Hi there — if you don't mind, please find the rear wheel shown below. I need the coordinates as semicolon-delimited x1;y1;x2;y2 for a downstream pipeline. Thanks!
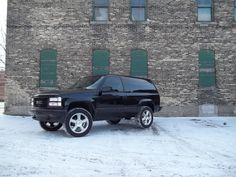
39;121;63;131
137;106;153;128
106;119;121;125
64;108;93;137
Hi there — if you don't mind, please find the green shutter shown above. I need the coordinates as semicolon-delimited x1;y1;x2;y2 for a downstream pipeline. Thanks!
40;49;57;87
199;72;215;87
131;49;148;77
92;50;110;75
199;49;215;68
199;49;215;88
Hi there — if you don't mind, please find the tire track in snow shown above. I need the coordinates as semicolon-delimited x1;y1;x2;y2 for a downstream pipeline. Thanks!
151;120;159;135
155;123;236;176
109;125;157;177
156;123;215;159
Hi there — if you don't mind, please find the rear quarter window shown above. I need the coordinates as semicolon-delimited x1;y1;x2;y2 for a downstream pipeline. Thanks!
121;77;156;93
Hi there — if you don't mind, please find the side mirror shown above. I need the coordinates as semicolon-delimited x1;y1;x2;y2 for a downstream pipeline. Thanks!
101;86;112;92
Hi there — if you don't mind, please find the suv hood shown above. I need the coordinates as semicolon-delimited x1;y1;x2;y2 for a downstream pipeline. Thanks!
34;88;95;97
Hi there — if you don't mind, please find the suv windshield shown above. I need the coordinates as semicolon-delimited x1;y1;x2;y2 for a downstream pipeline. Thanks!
69;76;104;90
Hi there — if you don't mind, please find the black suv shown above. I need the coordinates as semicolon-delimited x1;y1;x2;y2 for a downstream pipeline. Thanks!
31;75;161;137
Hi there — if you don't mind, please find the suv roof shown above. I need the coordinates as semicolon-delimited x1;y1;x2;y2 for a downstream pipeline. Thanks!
97;74;153;83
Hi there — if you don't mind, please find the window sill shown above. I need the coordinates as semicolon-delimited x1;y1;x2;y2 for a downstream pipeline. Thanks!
198;87;216;91
127;21;150;25
39;87;58;90
195;21;217;26
90;21;112;25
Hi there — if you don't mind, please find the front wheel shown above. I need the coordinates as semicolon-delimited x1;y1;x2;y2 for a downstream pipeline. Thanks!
137;106;153;128
64;108;93;137
39;121;63;131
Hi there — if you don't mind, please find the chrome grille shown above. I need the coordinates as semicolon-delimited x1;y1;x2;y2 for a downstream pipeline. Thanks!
34;97;48;108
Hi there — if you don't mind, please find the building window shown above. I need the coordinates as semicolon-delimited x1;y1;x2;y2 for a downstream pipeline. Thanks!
234;0;236;21
199;49;216;87
92;49;110;75
131;0;146;21
197;0;213;22
93;0;109;21
40;49;57;87
130;49;148;77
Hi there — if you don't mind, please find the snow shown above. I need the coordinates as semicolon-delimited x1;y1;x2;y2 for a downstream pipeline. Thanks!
0;102;4;114
0;112;236;177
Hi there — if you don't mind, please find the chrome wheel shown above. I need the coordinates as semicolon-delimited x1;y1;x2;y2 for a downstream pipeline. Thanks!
141;110;152;126
69;113;89;134
137;106;153;128
65;108;93;137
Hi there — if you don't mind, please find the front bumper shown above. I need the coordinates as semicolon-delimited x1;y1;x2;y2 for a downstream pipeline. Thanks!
31;108;67;123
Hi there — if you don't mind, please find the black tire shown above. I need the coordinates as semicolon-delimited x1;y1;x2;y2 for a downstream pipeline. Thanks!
39;121;63;131
64;108;93;137
137;106;153;128
106;119;121;125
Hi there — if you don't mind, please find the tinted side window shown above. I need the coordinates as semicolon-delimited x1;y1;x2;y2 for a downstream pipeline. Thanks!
121;77;156;92
102;76;123;92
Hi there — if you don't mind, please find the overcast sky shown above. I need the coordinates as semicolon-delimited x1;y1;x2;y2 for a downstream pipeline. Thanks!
0;0;7;68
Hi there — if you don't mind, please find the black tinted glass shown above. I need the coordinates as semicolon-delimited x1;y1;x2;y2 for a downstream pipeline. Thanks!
70;76;104;90
102;76;123;92
122;77;156;92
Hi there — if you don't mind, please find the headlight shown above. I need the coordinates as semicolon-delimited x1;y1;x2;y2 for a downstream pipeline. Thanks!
31;98;34;106
48;97;62;107
49;97;62;102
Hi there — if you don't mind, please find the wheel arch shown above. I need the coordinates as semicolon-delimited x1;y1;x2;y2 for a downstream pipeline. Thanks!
68;101;95;118
139;99;155;112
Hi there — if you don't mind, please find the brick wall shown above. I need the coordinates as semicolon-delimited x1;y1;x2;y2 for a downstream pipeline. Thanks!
5;0;236;116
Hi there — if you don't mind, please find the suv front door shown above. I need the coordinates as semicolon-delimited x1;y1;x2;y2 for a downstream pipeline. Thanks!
95;76;125;120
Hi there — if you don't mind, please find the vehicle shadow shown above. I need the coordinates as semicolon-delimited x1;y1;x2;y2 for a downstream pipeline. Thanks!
91;121;142;135
34;120;159;138
89;119;160;136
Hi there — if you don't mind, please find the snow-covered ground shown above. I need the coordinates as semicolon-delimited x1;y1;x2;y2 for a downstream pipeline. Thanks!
0;113;236;177
0;102;4;114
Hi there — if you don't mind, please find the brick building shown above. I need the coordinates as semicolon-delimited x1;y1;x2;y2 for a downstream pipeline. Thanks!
0;69;5;101
5;0;236;116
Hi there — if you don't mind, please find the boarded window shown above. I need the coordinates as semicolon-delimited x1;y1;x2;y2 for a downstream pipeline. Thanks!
130;49;148;77
199;49;216;87
40;49;57;87
92;50;110;75
197;0;213;22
